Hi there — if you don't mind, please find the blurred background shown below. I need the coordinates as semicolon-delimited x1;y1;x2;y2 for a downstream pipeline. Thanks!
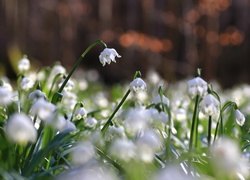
0;0;250;88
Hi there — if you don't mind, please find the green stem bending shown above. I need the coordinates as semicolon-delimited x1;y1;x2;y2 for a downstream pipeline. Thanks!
189;95;200;151
207;116;212;147
51;40;107;104
101;89;131;135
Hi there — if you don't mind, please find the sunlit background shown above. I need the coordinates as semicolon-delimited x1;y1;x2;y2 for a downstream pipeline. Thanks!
0;0;249;88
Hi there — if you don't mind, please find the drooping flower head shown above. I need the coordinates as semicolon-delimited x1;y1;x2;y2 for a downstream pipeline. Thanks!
0;87;12;106
187;77;208;99
199;94;220;116
235;109;245;126
18;55;30;72
5;113;37;144
129;78;147;93
99;48;121;66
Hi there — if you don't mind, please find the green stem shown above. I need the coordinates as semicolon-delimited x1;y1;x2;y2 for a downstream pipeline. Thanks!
208;116;212;147
51;40;106;104
101;89;131;135
189;95;200;151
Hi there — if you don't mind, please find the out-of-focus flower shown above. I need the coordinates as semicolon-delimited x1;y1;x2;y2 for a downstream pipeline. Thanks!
152;94;170;106
28;90;47;101
129;78;147;93
18;55;30;72
30;98;56;120
46;111;67;131
99;48;121;66
20;77;34;90
235;109;245;126
187;77;208;99
123;107;151;136
105;126;126;141
58;79;74;92
84;117;97;128
0;87;12;106
71;141;96;165
211;137;249;178
199;94;220;116
73;107;88;120
5;113;37;144
56;162;118;180
61;91;77;110
136;129;163;163
152;165;194;180
109;138;136;161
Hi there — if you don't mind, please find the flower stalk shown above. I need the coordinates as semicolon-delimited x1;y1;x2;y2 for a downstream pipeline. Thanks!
51;40;107;104
101;71;142;135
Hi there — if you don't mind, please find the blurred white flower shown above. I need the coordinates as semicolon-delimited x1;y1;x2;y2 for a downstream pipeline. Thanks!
28;90;47;101
136;129;163;163
18;55;30;72
152;165;195;180
64;120;76;131
109;138;136;161
136;129;163;151
30;98;56;120
46;111;67;131
5;113;37;144
105;126;126;141
187;77;208;99
0;87;12;106
56;162;118;180
71;141;96;165
123;107;151;136
129;78;147;93
84;117;98;128
235;109;245;126
199;94;220;116
20;77;34;90
74;107;88;120
62;91;77;110
152;94;170;106
99;48;121;66
211;137;249;178
58;79;74;91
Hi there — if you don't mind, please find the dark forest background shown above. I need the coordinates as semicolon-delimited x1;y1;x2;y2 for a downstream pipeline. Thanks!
0;0;250;88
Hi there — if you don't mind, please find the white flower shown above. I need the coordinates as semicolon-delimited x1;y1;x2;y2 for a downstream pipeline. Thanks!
0;87;12;106
74;107;88;120
84;117;98;128
28;90;47;101
152;94;170;106
20;77;34;90
30;98;56;120
187;77;208;99
18;55;30;72
235;109;245;126
123;107;151;136
99;48;121;66
46;111;67;131
211;138;249;178
109;138;136;161
5;113;37;144
129;78;147;93
199;94;220;116
71;141;95;165
58;79;74;91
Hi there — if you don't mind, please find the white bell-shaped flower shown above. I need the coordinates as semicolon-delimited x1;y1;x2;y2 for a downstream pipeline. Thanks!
99;48;121;66
20;77;34;90
187;77;208;99
152;94;170;106
18;55;30;72
30;98;56;120
28;90;47;102
235;109;245;126
74;107;88;120
5;113;37;144
199;94;220;116
129;78;147;93
0;87;12;106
